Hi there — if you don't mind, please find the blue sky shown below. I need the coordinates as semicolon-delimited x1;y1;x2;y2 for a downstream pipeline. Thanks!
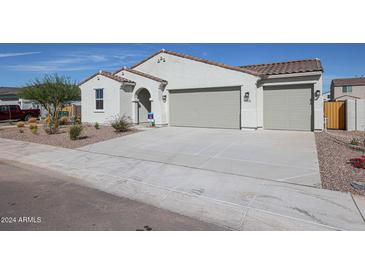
1;43;365;93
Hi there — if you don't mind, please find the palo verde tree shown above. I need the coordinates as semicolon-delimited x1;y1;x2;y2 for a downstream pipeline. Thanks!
18;74;80;133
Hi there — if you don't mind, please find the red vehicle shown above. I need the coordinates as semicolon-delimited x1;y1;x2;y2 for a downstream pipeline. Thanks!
0;104;40;121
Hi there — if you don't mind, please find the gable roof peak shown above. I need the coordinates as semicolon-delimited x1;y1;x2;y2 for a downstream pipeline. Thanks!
117;68;168;84
130;49;261;76
78;70;135;86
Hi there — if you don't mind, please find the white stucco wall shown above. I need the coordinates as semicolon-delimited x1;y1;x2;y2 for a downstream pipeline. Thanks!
115;70;167;125
346;99;356;131
347;99;365;131
80;75;128;124
314;74;324;131
134;52;260;128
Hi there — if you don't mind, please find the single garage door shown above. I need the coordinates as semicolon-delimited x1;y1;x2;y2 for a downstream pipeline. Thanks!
169;86;241;129
263;84;313;131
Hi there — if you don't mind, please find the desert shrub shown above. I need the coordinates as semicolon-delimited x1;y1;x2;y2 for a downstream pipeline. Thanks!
16;121;25;128
19;129;24;133
29;123;38;134
70;116;81;125
350;138;359;146
43;116;58;134
43;117;58;134
94;122;100;130
69;124;83;140
28;117;37;124
60;116;69;125
110;115;131;132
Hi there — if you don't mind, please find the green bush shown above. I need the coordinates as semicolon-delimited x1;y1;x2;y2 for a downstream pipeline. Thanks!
69;124;83;140
94;122;100;130
110;115;131;132
350;138;359;146
29;123;38;134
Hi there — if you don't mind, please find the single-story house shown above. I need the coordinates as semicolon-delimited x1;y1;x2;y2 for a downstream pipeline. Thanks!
79;49;324;131
330;77;365;101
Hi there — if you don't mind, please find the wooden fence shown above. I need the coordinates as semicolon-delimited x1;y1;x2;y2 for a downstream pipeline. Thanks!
324;101;346;130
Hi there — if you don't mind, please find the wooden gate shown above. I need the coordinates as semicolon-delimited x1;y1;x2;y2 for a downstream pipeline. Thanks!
324;101;346;130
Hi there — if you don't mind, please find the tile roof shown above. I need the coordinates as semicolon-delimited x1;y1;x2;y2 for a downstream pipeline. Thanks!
114;68;168;84
331;77;365;87
79;71;135;86
130;49;262;76
240;58;323;76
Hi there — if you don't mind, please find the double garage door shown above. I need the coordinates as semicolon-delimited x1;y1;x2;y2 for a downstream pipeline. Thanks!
168;84;313;131
263;84;314;131
169;87;241;129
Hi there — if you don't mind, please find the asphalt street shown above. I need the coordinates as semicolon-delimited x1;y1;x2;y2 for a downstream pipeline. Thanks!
0;160;223;231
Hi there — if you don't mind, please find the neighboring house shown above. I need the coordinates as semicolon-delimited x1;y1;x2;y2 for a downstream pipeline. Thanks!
0;87;19;105
330;77;365;101
79;49;324;131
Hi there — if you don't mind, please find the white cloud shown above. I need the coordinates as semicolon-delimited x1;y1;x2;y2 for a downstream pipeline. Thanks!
4;48;148;73
0;51;41;58
8;64;96;72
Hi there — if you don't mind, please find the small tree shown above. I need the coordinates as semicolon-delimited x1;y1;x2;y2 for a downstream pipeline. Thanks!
18;74;80;134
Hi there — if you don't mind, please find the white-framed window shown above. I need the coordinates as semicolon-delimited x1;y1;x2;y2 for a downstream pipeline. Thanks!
342;85;352;93
95;89;104;110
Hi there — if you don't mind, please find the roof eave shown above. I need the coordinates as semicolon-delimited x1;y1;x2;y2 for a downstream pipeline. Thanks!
262;70;323;79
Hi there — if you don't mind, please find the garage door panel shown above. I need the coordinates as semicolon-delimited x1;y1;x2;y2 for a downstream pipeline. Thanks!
169;87;240;129
264;85;313;131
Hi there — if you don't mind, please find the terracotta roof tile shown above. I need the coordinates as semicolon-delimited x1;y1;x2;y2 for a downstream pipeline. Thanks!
331;77;365;87
240;58;323;76
114;68;168;84
130;49;262;76
79;71;135;86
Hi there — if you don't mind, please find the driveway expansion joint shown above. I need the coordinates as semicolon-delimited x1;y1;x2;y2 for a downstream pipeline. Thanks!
351;194;365;223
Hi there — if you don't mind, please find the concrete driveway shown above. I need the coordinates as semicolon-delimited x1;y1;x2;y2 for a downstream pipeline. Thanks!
1;128;364;230
81;127;321;187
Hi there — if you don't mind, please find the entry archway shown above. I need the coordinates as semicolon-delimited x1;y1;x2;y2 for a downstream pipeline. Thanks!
136;88;151;123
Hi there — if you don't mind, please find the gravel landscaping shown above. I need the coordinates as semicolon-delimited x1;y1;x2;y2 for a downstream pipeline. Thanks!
315;130;365;196
0;123;138;149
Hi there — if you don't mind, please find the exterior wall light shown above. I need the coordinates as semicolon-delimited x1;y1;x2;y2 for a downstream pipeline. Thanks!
244;92;250;102
315;90;321;98
162;95;167;102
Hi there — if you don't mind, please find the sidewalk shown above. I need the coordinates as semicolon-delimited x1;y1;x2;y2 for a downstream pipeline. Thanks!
1;137;364;230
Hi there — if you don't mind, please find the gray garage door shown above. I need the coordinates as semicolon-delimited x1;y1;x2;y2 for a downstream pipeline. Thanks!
169;87;241;129
263;84;313;131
